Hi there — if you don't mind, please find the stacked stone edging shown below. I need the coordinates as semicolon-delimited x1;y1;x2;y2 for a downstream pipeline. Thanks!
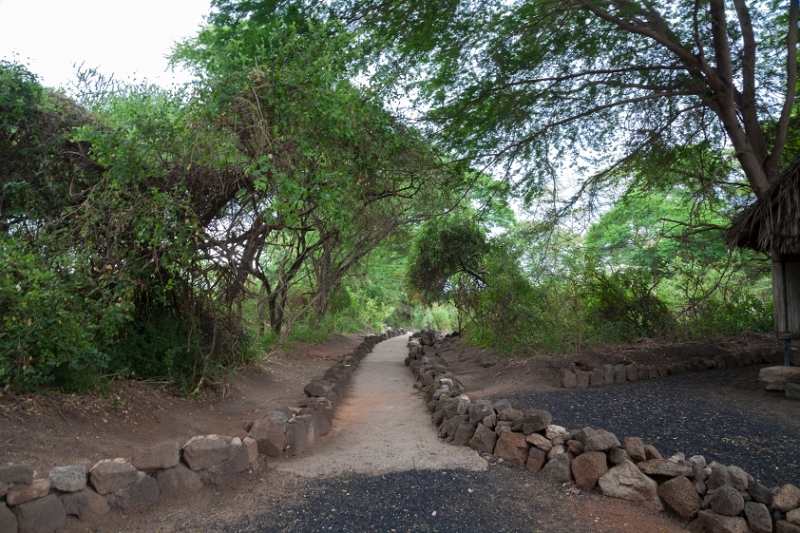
0;329;405;533
407;331;800;533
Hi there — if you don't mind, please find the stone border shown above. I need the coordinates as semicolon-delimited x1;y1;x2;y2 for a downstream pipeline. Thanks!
0;329;406;533
406;331;800;533
559;348;800;398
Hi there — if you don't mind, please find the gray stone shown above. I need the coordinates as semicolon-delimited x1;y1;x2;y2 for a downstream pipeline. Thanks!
265;411;289;432
706;464;750;492
0;465;33;485
244;436;259;468
598;460;664;511
787;508;800;526
584;431;621;452
560;369;577;388
12;494;66;533
526;447;547;473
0;503;16;533
469;423;497;455
748;481;774;506
132;441;180;473
541;453;573;483
468;402;494;425
626;364;638;381
571;451;607;490
493;399;513;413
49;465;87;493
602;364;615;385
441;414;468;439
658;476;701;519
787;383;800;398
545;424;568;440
60;487;110;522
156;464;202;498
494;420;513;436
772;484;800;512
689;455;707;469
253;418;285;457
482;413;497;429
744;502;773;533
572;427;596;446
106;471;159;510
777;521;800;533
494;431;529;466
697;510;749;533
182;435;233;471
304;379;332;397
637;459;693;478
0;481;6;498
759;366;800;391
6;479;50;506
453;423;477;447
589;368;604;386
285;415;315;456
704;486;745;517
547;444;566;461
521;409;552;435
201;439;250;486
607;447;629;465
656;364;668;377
576;370;590;388
625;437;646;462
614;364;627;383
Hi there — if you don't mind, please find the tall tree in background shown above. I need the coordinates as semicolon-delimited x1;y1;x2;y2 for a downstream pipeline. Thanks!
335;0;797;201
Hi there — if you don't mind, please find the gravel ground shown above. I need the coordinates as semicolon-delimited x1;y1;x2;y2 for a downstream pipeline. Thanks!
202;467;685;533
492;364;800;488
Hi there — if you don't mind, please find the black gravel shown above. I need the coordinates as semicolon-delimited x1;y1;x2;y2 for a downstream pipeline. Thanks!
492;364;800;488
201;467;671;533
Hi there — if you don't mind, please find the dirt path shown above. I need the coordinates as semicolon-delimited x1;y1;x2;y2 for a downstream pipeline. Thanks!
276;334;487;477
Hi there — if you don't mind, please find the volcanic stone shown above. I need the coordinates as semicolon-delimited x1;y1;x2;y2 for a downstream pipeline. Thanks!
469;423;497;455
525;432;552;452
542;453;573;483
0;503;16;533
49;465;87;493
658;476;701;519
494;431;529;466
704;486;745;517
6;479;50;506
156;464;202;498
106;471;159;510
744;502;773;533
571;451;607;490
132;441;180;472
182;435;233;471
637;459;693;478
625;437;646;462
527;447;547;473
0;465;33;485
61;487;110;521
772;484;800;512
697;510;749;533
521;409;552;435
453;423;477;447
598;460;663;511
13;494;66;533
585;431;620;452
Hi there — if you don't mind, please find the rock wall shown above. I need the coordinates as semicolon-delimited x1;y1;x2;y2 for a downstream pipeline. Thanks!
0;329;406;533
406;331;800;533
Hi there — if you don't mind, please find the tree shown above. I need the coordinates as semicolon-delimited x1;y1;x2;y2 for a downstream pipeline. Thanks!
336;0;797;201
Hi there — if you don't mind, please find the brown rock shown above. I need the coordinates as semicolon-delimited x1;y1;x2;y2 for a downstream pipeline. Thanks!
704;486;745;517
469;423;497;455
106;471;159;510
576;371;590;388
182;435;233;471
571;451;608;490
0;465;33;485
777;521;800;533
12;494;66;533
772;484;800;512
0;503;16;533
6;479;51;506
156;464;203;498
625;437;646;462
560;369;577;388
658;476;701;519
526;448;547;473
521;409;552;435
643;444;662;460
249;418;285;458
61;487;110;521
626;364;638;381
589;368;604;386
744;502;773;533
131;441;181;473
566;439;584;456
584;432;620;452
453;423;477;447
637;459;693;478
598;460;663;511
697;510;749;533
494;431;530;466
542;453;573;483
0;481;7;498
525;432;552;452
759;367;800;391
200;440;250;486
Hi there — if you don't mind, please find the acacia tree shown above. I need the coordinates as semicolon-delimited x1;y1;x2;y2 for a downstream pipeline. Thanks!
335;0;797;200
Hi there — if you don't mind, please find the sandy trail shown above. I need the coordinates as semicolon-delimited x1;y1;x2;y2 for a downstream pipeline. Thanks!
275;334;487;477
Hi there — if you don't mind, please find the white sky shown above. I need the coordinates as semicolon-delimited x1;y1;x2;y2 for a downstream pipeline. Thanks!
0;0;212;89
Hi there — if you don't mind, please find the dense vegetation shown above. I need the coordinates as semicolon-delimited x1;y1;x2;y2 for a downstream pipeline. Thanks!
2;0;795;392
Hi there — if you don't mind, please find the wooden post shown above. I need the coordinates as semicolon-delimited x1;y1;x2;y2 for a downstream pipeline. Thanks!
772;253;800;365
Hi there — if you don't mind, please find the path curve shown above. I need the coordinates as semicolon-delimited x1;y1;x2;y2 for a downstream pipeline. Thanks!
276;334;487;477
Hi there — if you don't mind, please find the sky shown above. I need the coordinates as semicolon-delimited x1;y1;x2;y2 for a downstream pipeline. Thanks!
0;0;212;89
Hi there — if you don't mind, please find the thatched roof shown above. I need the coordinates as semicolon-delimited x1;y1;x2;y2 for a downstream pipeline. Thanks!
726;156;800;254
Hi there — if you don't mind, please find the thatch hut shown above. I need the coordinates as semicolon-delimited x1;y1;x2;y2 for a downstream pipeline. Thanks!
726;156;800;365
